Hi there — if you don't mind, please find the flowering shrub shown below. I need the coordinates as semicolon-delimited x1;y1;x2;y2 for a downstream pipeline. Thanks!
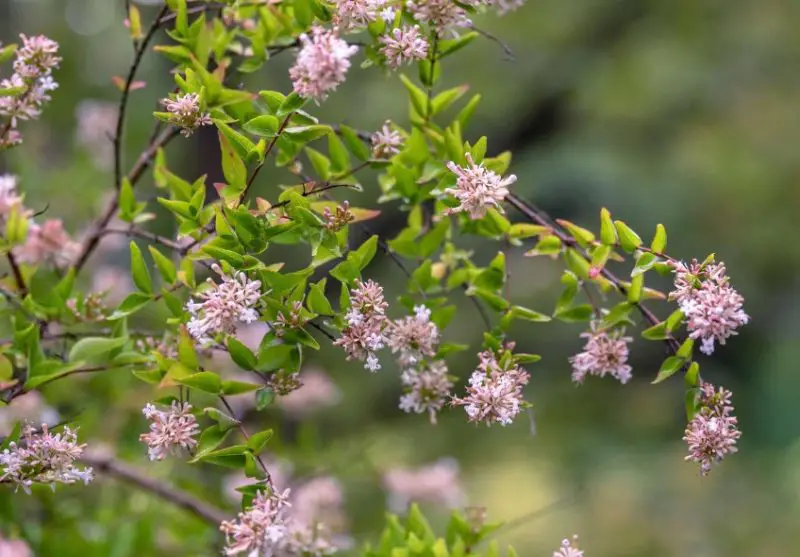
0;0;750;554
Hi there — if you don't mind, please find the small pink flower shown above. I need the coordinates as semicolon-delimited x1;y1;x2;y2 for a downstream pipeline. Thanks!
569;324;633;385
387;305;439;368
289;27;358;103
161;93;212;137
683;383;741;475
553;535;584;557
332;0;386;30
399;360;453;423
445;153;516;219
15;219;80;268
333;279;389;371
370;121;404;159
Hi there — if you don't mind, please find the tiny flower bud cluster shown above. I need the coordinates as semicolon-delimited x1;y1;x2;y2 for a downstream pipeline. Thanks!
186;264;262;345
139;402;200;461
370;121;404;159
0;424;93;494
0;35;60;148
451;346;529;426
569;323;633;385
220;488;293;556
160;93;212;137
333;279;389;372
379;25;429;69
683;382;741;475
669;259;749;355
289;27;359;103
445;153;517;220
323;201;354;231
553;535;584;557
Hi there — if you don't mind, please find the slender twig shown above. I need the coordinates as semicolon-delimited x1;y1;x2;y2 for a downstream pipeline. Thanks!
102;226;184;252
83;454;229;525
218;395;273;487
236;113;294;206
0;365;129;404
6;252;26;295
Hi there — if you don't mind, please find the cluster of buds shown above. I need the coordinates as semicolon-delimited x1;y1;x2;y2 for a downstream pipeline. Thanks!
186;264;262;345
0;34;61;149
65;292;112;323
333;279;389;372
683;382;741;475
273;301;308;337
569;323;633;385
0;424;93;493
445;153;517;220
322;201;354;231
669;259;749;355
139;402;200;461
158;92;212;137
451;344;529;426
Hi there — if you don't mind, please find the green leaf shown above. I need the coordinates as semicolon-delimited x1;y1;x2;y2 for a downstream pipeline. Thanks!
677;338;694;359
556;219;595;248
627;273;644;302
399;74;427;117
178;328;199;370
256;388;275;410
148;246;177;284
278;93;308;116
221;379;261;395
110;292;152;319
175;371;222;394
130;242;153;294
194;425;231;458
227;337;257;370
284;125;331;144
352;235;378;270
684;361;700;388
641;321;669;340
631;252;656;277
509;305;551;323
307;283;333;315
69;337;128;365
554;304;594;322
328;133;350;174
219;131;247;188
651;224;667;253
652;356;685;384
247;429;273;453
243;115;279;137
614;220;642;252
339;125;371;161
599;208;616;244
257;344;296;372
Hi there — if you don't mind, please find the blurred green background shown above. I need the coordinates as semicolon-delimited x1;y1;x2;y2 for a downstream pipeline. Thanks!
2;0;800;555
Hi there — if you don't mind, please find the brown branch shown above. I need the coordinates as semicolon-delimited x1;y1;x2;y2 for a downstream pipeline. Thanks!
236;113;294;206
6;252;26;295
83;454;229;525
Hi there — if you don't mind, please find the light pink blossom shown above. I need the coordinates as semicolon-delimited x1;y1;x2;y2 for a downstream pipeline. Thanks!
370;121;404;159
406;0;471;37
139;402;200;461
387;305;439;368
445;153;516;219
333;280;389;372
569;324;633;385
289;27;358;103
380;26;429;69
161;92;212;137
332;0;386;30
683;383;741;475
399;360;453;423
14;219;80;268
220;488;292;556
669;260;749;355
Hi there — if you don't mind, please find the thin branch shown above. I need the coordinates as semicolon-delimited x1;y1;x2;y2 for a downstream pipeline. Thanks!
0;365;123;404
6;252;26;295
218;395;274;487
236;113;294;206
83;454;229;525
102;226;184;252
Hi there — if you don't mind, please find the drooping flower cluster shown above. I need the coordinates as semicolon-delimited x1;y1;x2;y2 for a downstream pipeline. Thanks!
220;488;293;556
683;382;741;475
186;264;262;345
569;324;633;385
370;121;404;159
15;219;81;268
289;27;358;103
331;0;387;30
445;153;517;219
333;279;388;372
406;0;472;37
0;424;93;493
160;93;212;137
669;259;749;355
399;360;454;424
383;458;465;512
387;305;440;368
553;535;584;557
451;346;529;426
139;402;200;461
379;25;429;69
0;34;61;148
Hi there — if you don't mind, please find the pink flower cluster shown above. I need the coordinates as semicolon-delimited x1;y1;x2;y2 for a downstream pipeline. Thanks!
379;25;429;69
451;346;529;426
161;92;212;137
387;305;440;367
669;259;749;355
333;279;389;372
220;488;293;556
289;27;358;103
554;535;584;557
331;0;388;30
186;264;262;345
383;458;465;511
370;121;404;159
0;424;93;493
683;382;741;475
15;219;81;268
445;153;517;220
569;324;633;385
139;402;200;461
0;34;61;148
399;360;454;424
406;0;472;37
